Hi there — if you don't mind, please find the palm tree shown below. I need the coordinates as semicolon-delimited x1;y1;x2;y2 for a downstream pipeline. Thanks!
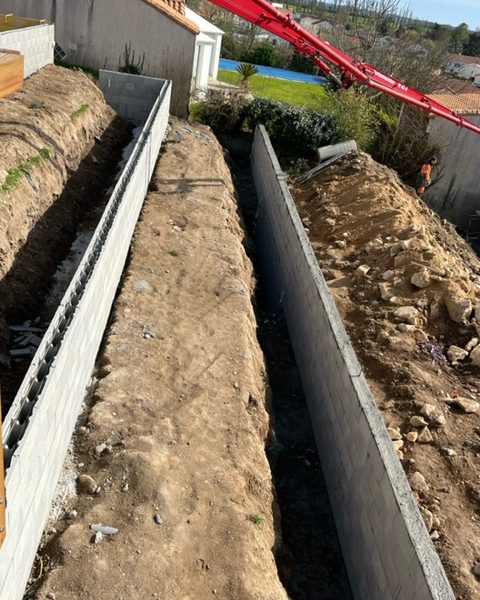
235;62;258;90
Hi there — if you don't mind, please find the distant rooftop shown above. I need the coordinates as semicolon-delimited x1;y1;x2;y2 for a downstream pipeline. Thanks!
448;53;480;65
428;91;480;115
141;0;199;34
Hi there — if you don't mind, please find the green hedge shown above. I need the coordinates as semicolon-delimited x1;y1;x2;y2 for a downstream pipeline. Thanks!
193;91;341;155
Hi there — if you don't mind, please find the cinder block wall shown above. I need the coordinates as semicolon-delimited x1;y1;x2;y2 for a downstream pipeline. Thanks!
0;23;54;77
0;77;171;600
100;70;167;124
251;125;455;600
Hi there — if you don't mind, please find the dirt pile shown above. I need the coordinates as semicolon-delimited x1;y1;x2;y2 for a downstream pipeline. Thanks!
292;152;480;599
30;122;288;600
0;65;131;355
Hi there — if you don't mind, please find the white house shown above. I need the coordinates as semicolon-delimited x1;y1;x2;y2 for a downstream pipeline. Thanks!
0;0;224;115
185;7;223;92
424;89;480;227
447;53;480;80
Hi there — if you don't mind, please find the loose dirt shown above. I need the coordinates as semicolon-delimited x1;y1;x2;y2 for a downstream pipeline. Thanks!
0;65;132;409
292;151;480;600
29;123;289;600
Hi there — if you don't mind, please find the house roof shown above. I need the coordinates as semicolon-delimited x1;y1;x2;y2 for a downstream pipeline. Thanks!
428;91;480;115
141;0;199;34
184;7;224;36
448;53;480;65
432;77;479;94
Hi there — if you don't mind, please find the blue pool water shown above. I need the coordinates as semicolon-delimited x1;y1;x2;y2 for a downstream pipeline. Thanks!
219;58;328;85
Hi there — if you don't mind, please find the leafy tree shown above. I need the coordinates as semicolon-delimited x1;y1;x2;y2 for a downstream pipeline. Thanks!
244;41;278;67
321;88;379;151
431;23;452;43
463;31;480;57
450;22;470;53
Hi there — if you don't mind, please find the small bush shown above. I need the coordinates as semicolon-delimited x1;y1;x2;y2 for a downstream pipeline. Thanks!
191;89;249;132
244;97;341;153
321;89;379;151
1;148;50;192
70;103;90;120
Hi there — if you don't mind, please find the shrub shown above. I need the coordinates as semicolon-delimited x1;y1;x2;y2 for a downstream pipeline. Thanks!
244;97;341;153
321;88;379;151
192;89;249;132
236;62;258;89
192;94;341;156
243;41;278;67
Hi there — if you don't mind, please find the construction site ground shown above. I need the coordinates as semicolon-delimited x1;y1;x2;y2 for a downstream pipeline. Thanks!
292;152;480;600
28;122;293;600
4;64;480;600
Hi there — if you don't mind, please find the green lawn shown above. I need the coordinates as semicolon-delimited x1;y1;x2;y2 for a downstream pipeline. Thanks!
217;69;329;109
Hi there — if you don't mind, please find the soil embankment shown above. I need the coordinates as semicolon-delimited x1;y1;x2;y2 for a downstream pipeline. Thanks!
292;151;480;600
30;122;290;600
0;65;132;407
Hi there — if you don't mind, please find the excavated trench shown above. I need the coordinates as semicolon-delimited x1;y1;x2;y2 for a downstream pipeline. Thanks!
221;132;352;599
0;116;133;415
1;96;352;595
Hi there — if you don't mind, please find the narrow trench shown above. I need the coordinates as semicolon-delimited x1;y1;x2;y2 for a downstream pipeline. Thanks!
0;117;133;415
220;133;353;599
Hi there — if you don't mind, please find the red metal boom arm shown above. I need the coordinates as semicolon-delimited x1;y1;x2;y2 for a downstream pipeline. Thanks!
210;0;480;135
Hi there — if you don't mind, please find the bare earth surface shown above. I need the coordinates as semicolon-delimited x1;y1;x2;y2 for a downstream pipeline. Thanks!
0;65;132;409
292;152;480;600
31;123;288;600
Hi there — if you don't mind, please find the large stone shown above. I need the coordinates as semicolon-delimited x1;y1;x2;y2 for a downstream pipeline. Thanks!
418;426;434;443
382;270;396;281
388;427;402;441
355;264;370;278
465;338;479;353
410;415;428;428
471;346;480;367
445;396;480;414
447;345;468;364
411;269;431;289
420;404;446;427
444;295;473;323
379;282;394;301
410;471;429;493
420;506;434;532
393;306;420;325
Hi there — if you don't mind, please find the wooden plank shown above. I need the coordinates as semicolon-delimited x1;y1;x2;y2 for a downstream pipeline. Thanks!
0;50;23;98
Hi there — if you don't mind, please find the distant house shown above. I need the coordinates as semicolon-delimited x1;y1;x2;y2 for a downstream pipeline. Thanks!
0;0;224;116
423;88;480;227
447;53;480;80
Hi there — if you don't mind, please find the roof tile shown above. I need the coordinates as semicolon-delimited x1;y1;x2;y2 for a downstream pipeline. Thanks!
428;91;480;115
141;0;199;34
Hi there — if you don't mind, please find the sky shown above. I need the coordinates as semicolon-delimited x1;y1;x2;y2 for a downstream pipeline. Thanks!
398;0;480;28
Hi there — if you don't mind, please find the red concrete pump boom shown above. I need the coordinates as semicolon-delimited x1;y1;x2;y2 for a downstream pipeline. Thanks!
209;0;480;135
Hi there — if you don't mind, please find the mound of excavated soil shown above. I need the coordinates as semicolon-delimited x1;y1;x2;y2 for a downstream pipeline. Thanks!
292;152;480;599
0;65;131;354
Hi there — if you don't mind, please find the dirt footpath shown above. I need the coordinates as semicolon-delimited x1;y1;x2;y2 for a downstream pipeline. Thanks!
32;122;288;600
292;152;480;600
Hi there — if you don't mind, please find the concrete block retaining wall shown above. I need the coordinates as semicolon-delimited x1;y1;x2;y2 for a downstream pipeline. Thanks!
0;23;54;77
100;70;168;125
251;125;455;600
0;73;171;600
